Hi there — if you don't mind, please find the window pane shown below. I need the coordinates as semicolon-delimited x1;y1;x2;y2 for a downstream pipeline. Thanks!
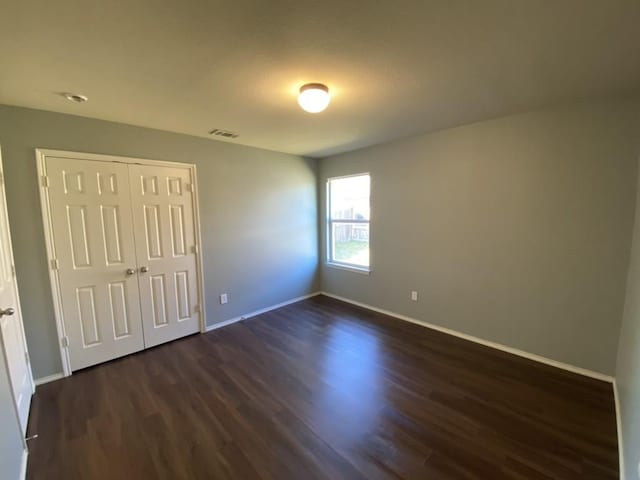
329;175;370;221
332;222;369;267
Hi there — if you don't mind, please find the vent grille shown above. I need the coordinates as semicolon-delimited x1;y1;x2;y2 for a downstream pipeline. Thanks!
209;129;239;139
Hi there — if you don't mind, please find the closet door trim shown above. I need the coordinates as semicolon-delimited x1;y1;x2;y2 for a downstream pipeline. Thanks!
36;149;206;377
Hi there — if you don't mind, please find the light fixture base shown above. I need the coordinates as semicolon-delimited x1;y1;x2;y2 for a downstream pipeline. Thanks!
62;93;88;103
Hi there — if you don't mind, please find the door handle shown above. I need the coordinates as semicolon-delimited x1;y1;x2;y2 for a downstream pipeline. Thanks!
125;268;136;276
0;307;15;317
139;266;149;273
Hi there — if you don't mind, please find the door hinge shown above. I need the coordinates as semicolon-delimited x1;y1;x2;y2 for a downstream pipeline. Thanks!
24;351;30;364
50;259;59;270
194;304;200;314
0;174;4;186
11;264;16;277
186;183;194;193
191;245;199;255
41;175;50;188
61;336;69;348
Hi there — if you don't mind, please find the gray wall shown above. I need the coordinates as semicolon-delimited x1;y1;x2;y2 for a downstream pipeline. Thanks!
0;105;319;379
617;153;640;480
319;96;640;375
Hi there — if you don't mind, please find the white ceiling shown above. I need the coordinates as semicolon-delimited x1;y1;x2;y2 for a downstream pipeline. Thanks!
1;0;639;158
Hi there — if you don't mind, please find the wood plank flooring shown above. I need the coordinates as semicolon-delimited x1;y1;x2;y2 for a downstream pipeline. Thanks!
26;295;619;479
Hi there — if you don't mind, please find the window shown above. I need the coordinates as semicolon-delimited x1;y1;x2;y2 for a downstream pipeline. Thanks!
327;173;370;271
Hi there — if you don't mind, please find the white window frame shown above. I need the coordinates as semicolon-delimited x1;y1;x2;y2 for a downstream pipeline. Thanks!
326;173;371;274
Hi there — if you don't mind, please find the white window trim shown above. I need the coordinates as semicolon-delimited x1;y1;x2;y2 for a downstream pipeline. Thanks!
326;173;371;274
326;261;371;275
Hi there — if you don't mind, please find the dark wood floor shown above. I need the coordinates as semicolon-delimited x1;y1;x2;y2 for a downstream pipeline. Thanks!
27;295;618;479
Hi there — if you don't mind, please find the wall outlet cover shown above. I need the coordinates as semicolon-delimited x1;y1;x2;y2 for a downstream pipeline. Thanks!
220;293;228;304
411;291;418;301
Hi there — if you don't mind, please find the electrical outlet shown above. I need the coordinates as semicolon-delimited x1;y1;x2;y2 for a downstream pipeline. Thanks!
411;291;418;301
220;293;228;304
637;460;640;479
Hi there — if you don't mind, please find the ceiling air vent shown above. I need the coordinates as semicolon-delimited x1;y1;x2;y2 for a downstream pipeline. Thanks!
209;128;239;139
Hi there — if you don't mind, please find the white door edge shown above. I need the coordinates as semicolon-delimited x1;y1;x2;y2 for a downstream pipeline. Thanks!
0;145;35;437
1;146;35;394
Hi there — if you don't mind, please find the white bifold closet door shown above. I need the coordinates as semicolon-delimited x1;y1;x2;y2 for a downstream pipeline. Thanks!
128;164;199;348
46;157;200;371
47;158;145;371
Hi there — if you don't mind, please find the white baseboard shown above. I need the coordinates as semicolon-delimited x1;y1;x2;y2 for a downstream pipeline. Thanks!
613;380;626;480
20;448;28;480
34;373;64;386
319;291;614;383
205;291;321;332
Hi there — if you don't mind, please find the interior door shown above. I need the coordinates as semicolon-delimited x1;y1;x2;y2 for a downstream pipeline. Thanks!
129;164;200;347
46;157;145;370
0;149;34;434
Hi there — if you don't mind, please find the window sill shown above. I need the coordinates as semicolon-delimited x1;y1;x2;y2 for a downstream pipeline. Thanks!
326;262;371;275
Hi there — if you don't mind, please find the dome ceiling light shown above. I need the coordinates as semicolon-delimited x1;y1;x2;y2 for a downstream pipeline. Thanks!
297;83;330;113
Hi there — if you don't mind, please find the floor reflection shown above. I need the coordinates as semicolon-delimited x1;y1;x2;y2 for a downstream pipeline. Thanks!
313;320;384;445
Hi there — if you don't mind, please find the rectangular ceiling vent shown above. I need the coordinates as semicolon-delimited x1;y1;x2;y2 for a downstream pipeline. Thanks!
209;128;239;139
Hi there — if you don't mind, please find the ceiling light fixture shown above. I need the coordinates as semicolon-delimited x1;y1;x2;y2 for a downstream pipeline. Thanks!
297;83;330;113
63;92;88;103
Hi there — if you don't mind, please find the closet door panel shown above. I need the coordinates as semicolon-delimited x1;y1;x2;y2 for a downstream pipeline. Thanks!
129;164;200;347
46;158;145;370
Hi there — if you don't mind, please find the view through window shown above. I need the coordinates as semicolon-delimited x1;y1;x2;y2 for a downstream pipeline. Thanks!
327;174;370;269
